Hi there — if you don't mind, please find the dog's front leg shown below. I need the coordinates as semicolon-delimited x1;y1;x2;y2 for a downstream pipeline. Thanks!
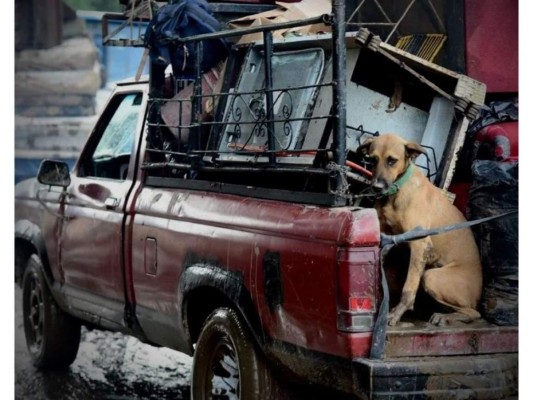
387;238;429;326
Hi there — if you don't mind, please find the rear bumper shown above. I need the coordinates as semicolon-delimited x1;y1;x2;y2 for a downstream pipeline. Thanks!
352;353;518;399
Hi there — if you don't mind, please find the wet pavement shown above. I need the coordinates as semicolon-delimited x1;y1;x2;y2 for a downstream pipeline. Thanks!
14;284;355;400
14;285;193;400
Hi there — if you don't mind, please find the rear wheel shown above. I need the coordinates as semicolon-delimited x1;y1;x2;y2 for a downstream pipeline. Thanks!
22;254;81;369
192;307;286;400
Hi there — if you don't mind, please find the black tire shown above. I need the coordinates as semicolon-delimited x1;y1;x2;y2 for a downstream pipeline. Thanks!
22;254;81;369
192;307;285;400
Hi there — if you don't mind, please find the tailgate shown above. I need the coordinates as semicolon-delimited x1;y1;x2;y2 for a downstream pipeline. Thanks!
384;320;517;357
351;320;518;399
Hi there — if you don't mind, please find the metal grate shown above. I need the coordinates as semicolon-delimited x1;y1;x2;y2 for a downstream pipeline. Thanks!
346;0;446;44
395;33;447;62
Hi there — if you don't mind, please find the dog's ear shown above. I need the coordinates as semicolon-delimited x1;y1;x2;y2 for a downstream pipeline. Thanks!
356;138;374;156
405;141;427;160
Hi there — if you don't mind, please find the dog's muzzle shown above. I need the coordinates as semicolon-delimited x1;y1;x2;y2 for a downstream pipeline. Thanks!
371;178;388;194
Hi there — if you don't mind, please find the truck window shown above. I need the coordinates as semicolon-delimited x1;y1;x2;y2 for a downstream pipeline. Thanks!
81;92;143;180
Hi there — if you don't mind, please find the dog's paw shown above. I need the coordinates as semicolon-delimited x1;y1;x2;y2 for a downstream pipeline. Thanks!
387;307;404;326
430;311;478;326
387;314;399;326
429;313;450;326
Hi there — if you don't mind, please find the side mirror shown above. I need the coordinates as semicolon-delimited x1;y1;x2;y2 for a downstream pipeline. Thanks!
37;160;71;188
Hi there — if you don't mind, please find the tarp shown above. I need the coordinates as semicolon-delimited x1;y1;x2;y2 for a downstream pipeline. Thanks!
144;0;229;77
468;160;518;326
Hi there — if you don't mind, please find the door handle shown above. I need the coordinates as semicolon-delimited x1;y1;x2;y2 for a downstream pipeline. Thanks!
104;197;120;210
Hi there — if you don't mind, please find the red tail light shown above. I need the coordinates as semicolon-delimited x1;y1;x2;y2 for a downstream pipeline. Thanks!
349;297;374;311
336;248;378;332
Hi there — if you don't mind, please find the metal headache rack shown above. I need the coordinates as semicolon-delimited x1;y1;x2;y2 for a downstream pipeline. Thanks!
139;7;352;206
102;1;486;207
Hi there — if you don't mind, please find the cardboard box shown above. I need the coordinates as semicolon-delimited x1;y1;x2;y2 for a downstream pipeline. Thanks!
228;0;331;44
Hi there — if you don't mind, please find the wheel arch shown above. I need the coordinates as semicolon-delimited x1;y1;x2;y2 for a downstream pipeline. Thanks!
179;264;264;351
15;219;53;287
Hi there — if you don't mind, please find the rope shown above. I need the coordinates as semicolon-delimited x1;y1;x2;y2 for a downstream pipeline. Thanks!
370;243;392;359
380;210;518;247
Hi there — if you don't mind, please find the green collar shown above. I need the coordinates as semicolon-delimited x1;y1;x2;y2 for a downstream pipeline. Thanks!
382;163;414;197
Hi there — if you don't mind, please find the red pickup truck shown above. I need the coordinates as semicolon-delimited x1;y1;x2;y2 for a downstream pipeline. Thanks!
15;7;517;399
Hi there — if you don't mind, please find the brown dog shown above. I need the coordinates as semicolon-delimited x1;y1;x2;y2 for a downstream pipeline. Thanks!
357;133;482;326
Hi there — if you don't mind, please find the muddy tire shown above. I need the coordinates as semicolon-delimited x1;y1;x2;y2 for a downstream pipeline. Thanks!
22;254;81;369
192;307;286;400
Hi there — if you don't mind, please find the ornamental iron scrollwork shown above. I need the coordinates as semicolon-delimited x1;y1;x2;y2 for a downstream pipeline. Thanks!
225;87;296;151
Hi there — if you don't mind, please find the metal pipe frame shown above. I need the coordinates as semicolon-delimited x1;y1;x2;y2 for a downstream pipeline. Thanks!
263;30;277;164
164;14;332;44
331;0;347;193
142;162;332;177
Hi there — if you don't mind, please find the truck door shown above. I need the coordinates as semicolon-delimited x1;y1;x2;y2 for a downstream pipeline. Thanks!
59;90;145;320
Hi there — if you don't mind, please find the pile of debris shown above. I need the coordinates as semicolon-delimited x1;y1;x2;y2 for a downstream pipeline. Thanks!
14;1;102;182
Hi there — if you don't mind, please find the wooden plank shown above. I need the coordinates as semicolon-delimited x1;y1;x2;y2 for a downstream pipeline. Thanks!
379;40;486;107
380;41;461;80
455;75;487;106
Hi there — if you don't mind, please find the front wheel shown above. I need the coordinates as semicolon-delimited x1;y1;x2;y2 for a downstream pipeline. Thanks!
22;254;81;369
191;308;285;400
